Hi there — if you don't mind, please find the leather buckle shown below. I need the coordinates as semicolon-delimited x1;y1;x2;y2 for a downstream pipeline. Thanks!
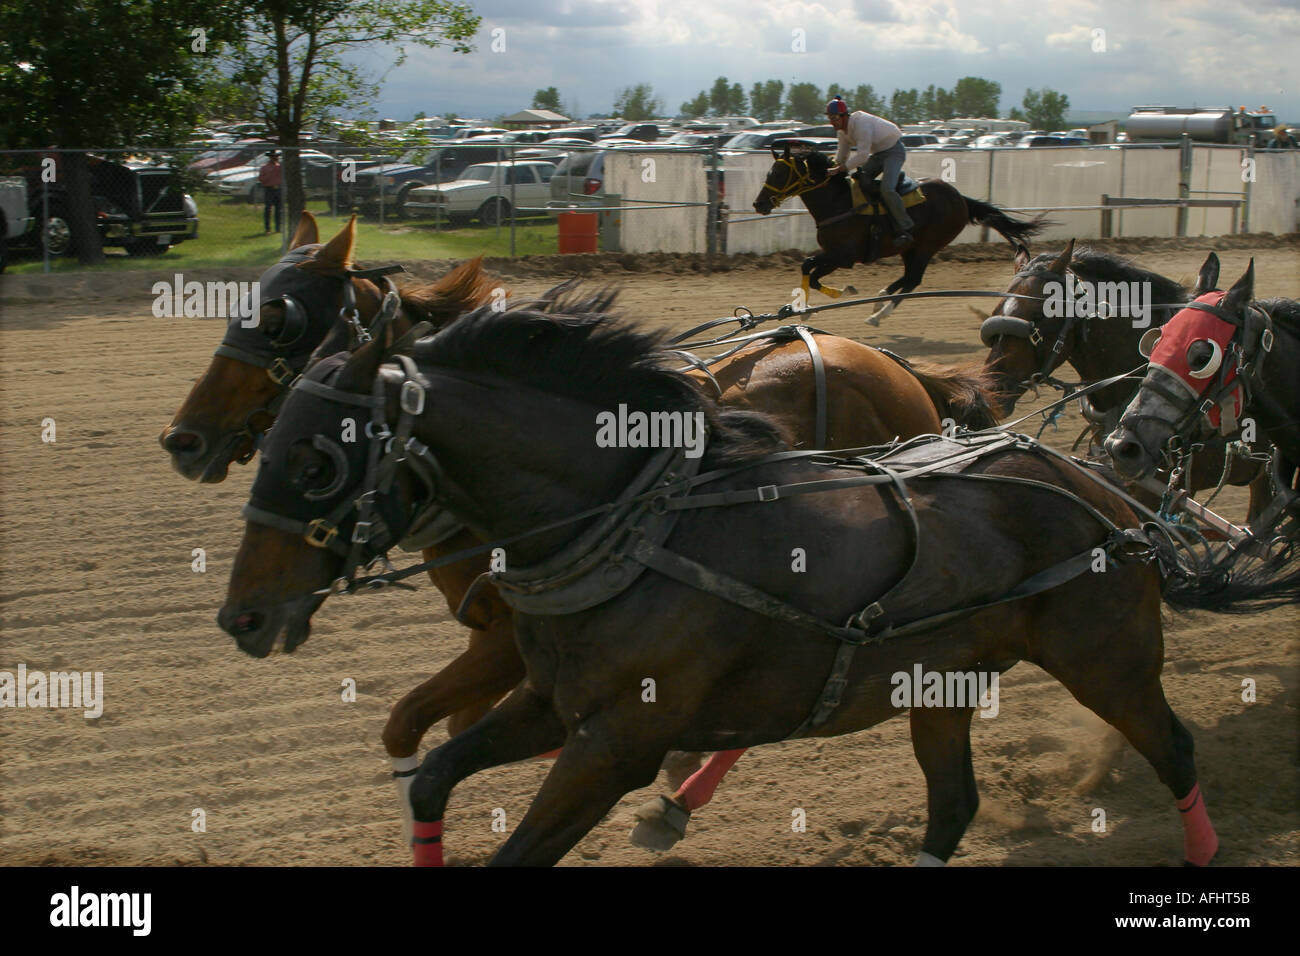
757;485;780;502
1029;327;1044;346
400;380;426;416
304;518;338;548
352;520;372;544
268;358;296;385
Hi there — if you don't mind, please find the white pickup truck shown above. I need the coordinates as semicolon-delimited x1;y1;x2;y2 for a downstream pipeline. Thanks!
403;160;556;225
0;176;34;272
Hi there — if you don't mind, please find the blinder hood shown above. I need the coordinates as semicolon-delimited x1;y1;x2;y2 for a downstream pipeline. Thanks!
1146;291;1242;430
217;249;346;369
246;354;373;525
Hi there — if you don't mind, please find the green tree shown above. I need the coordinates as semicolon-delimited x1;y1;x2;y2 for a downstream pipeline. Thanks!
225;0;479;227
0;0;244;263
680;91;710;118
748;79;784;122
785;82;824;122
951;76;1001;118
532;87;562;111
613;83;662;121
708;76;746;115
890;88;921;125
1021;88;1070;129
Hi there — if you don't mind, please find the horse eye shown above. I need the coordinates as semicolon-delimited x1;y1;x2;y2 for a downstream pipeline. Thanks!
1187;340;1218;373
259;302;286;339
296;456;334;492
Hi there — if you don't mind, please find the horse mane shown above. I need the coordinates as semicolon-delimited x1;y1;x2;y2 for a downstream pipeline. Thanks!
1254;297;1300;339
409;297;786;465
1020;246;1188;307
392;257;495;329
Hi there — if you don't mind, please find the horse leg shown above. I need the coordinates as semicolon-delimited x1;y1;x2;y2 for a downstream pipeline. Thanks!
492;709;670;866
908;705;979;866
803;250;854;299
1036;610;1217;865
629;748;747;851
407;682;565;866
867;248;932;326
384;616;525;846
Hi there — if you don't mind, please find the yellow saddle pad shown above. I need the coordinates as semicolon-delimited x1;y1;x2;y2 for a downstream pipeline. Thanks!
849;180;927;216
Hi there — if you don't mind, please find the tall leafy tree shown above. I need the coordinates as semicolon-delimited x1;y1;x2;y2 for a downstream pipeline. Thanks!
1020;88;1070;129
532;87;562;112
890;88;921;125
0;0;243;263
748;79;784;122
680;91;710;118
784;82;824;123
707;76;747;115
613;83;662;121
951;76;1001;118
225;0;479;226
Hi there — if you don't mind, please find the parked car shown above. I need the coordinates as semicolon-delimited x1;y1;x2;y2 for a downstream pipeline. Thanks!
216;150;342;202
187;140;276;175
660;131;732;148
900;134;941;147
972;134;1013;148
403;160;556;225
598;123;661;142
442;127;508;141
339;143;510;216
718;129;801;154
15;156;197;258
541;126;602;142
1017;135;1090;147
0;175;33;272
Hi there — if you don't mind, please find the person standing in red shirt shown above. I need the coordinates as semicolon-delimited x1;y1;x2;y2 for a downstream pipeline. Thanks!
258;151;283;234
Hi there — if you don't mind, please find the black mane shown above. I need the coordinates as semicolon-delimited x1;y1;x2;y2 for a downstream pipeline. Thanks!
1021;247;1188;308
409;290;786;465
1255;297;1300;340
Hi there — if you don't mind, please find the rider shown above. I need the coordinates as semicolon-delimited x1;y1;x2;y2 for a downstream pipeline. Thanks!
825;95;913;246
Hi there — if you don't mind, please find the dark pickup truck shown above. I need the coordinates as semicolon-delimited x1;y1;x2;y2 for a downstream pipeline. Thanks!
15;155;198;257
338;143;513;217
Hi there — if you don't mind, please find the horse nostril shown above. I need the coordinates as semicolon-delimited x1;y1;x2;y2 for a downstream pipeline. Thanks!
162;429;203;456
229;612;262;636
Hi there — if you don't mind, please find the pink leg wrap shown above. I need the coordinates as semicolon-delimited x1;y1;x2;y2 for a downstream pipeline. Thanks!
412;820;444;867
1178;784;1218;866
674;748;746;812
534;748;562;760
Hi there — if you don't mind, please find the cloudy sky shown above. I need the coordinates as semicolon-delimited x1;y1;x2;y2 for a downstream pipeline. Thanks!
349;0;1299;121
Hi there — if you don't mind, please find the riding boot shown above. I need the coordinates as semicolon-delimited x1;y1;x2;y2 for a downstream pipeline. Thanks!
881;190;914;246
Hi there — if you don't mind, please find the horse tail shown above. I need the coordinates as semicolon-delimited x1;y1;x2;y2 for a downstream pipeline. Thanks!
1161;537;1300;614
963;196;1050;248
905;360;1002;431
398;256;496;328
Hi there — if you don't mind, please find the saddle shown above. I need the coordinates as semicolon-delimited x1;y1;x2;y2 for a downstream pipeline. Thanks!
849;173;924;216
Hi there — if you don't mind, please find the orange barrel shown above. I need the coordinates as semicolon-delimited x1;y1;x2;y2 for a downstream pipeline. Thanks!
557;211;599;253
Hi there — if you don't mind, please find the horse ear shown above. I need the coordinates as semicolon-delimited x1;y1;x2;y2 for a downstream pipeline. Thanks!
1193;252;1220;297
334;336;386;393
1013;243;1030;272
299;215;356;275
289;211;320;249
1049;238;1075;274
1220;259;1255;315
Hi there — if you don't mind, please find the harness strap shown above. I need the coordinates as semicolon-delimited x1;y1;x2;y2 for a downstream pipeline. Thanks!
794;325;828;448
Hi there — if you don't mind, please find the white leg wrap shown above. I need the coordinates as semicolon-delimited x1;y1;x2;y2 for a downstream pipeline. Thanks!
391;755;419;847
915;850;947;867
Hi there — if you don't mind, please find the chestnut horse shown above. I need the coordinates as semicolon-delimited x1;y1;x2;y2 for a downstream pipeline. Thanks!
163;212;998;847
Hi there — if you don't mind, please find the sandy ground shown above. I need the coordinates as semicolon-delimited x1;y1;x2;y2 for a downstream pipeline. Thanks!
1;238;1296;867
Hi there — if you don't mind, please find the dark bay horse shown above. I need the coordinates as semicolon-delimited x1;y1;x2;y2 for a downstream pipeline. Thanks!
162;211;999;845
218;305;1219;867
979;240;1269;520
1106;260;1300;594
751;143;1045;322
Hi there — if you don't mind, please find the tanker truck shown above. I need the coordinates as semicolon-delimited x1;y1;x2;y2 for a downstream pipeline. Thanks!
1125;105;1279;145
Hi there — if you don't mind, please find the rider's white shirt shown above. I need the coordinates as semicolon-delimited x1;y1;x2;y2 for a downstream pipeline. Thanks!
835;111;902;169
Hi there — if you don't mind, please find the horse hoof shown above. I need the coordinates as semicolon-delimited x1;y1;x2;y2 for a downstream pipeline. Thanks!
845;285;857;295
822;286;843;299
865;315;881;327
629;796;690;852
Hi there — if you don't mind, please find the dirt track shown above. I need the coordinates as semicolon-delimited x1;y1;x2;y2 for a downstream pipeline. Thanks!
1;239;1296;866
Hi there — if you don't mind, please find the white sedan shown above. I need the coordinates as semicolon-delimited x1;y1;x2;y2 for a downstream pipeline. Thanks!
403;161;556;225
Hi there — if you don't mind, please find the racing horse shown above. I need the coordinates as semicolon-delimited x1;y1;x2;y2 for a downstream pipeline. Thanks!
162;212;1000;841
217;303;1220;867
751;143;1046;323
979;241;1270;519
1105;260;1300;605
